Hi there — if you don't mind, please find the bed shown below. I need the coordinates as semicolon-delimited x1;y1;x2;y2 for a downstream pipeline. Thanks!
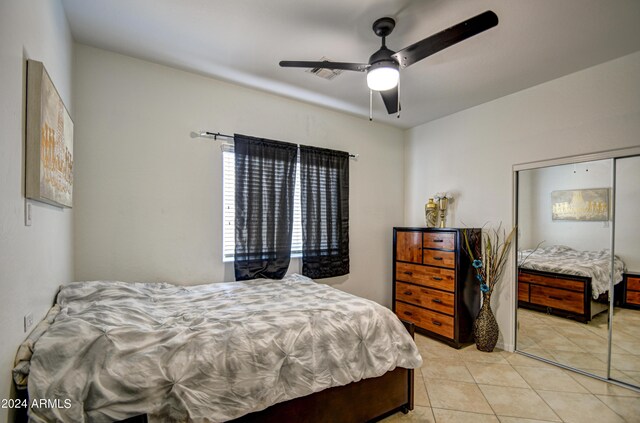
517;245;626;322
13;274;422;423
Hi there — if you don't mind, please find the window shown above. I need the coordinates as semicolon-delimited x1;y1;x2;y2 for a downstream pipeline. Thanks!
222;145;303;261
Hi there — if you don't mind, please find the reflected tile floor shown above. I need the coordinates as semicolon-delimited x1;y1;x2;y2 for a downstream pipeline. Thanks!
382;333;640;422
517;307;640;385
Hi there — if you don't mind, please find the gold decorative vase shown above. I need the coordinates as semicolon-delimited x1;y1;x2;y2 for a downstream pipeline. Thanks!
438;197;449;228
425;198;438;227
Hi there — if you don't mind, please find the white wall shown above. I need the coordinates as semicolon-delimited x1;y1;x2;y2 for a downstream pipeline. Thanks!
0;0;74;421
73;44;404;307
404;51;640;351
518;160;613;251
615;156;640;273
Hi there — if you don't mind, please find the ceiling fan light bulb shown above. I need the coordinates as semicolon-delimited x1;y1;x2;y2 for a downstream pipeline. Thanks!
367;66;399;91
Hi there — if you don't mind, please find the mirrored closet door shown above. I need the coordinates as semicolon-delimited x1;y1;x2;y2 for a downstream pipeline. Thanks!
610;155;640;387
516;159;613;378
515;148;640;389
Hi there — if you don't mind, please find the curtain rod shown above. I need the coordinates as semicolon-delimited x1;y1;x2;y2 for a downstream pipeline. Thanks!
192;131;359;159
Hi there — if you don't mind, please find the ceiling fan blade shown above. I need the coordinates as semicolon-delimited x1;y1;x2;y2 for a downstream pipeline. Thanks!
279;60;369;72
380;86;399;115
392;10;498;69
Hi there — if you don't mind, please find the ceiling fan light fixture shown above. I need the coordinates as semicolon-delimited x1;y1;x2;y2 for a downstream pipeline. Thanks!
366;62;399;91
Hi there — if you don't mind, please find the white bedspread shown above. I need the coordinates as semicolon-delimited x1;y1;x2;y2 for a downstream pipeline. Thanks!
518;245;625;299
27;274;422;423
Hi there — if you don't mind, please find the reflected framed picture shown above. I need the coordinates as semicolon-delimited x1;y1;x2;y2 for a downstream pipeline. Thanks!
25;59;73;208
551;188;609;221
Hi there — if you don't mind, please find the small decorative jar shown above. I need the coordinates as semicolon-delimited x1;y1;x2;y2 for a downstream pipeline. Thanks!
425;198;437;227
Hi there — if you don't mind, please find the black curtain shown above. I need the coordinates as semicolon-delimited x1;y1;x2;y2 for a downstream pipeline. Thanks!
299;146;349;279
234;134;298;281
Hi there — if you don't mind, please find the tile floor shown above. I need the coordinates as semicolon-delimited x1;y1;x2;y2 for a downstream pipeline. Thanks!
382;333;640;422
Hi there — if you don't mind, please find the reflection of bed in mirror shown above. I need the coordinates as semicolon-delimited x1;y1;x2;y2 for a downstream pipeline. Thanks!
517;245;626;322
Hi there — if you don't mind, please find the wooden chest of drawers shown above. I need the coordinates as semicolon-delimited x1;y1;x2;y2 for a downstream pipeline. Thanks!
393;227;481;348
623;273;640;309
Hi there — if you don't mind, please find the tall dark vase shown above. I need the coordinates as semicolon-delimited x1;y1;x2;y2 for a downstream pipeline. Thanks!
473;292;499;352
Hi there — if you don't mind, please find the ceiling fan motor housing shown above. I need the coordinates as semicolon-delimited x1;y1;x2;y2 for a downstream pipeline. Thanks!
368;46;398;68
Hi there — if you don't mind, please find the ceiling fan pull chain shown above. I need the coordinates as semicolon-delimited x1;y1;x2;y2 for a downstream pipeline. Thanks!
369;89;373;121
397;77;401;119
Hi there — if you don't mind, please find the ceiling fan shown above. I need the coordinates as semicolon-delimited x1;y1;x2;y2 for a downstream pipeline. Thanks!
280;10;498;118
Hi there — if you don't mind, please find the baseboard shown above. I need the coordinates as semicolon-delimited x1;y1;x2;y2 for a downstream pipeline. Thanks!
497;341;515;352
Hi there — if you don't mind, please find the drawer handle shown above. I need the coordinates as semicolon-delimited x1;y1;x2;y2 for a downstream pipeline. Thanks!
433;239;444;243
433;257;443;261
432;276;443;281
403;291;412;296
549;295;563;301
403;311;413;316
432;298;442;304
403;271;413;276
432;320;442;326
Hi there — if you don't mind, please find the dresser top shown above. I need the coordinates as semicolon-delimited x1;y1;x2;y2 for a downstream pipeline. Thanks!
393;227;479;231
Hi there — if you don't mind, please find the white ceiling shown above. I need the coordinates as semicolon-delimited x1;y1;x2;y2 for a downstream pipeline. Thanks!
61;0;640;129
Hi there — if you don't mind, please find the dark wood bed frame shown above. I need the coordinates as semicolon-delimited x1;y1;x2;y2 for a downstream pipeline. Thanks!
518;268;593;322
231;364;412;423
230;320;415;423
15;322;416;423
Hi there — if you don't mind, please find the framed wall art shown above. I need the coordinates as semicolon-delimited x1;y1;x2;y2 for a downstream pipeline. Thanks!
25;59;73;208
551;188;609;221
